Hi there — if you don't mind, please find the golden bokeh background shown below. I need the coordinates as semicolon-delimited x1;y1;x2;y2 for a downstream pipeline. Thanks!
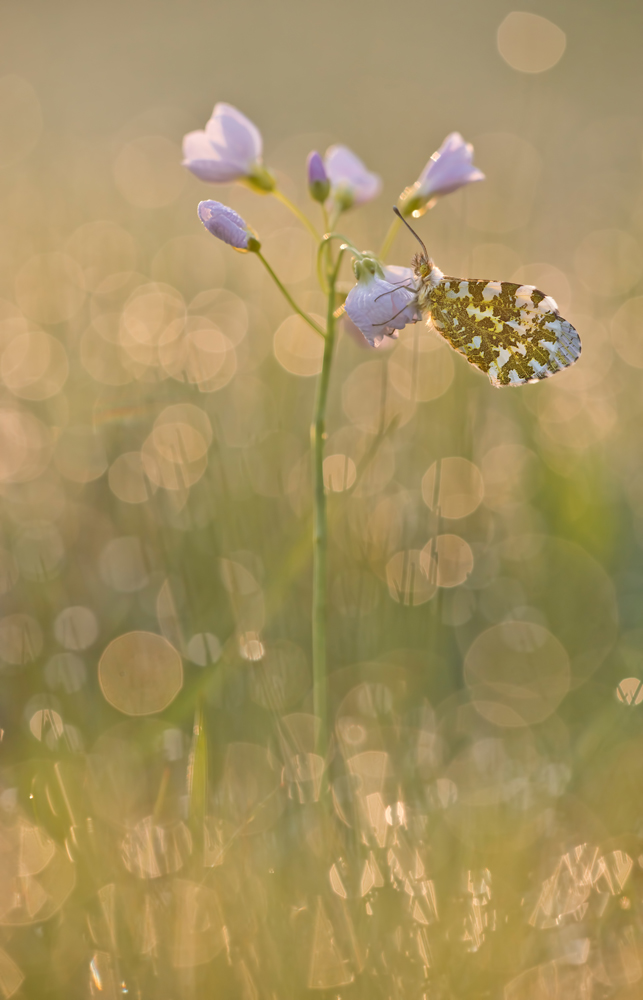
1;0;643;997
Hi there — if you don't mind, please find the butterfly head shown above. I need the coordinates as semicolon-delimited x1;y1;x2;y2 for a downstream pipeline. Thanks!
412;252;444;288
393;207;444;289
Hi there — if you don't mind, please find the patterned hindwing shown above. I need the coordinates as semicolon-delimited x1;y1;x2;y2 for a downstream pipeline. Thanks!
426;278;581;387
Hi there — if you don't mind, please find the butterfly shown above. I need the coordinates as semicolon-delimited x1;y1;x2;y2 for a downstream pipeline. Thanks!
393;208;581;387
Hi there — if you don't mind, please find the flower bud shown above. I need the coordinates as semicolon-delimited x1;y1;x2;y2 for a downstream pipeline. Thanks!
352;254;384;282
198;200;260;252
307;151;330;203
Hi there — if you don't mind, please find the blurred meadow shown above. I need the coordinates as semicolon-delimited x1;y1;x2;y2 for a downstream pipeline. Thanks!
2;0;643;996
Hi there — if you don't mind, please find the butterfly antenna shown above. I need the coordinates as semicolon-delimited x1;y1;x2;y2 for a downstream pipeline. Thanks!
393;206;429;257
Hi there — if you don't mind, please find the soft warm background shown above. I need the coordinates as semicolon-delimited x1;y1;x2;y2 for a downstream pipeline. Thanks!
1;1;643;997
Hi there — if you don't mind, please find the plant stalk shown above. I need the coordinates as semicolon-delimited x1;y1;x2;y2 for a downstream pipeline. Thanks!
256;252;326;338
378;213;402;261
311;251;343;757
272;189;321;242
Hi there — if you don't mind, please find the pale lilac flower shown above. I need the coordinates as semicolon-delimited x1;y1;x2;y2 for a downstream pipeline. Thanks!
325;145;382;211
198;200;260;252
345;260;421;348
400;132;485;216
307;150;330;203
183;103;274;190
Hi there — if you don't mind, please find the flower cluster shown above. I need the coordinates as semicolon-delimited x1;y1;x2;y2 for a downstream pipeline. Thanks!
183;102;484;348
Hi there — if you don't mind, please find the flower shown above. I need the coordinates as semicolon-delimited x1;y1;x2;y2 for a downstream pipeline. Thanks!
198;200;260;252
183;103;275;191
345;258;421;347
307;151;330;204
399;132;485;217
325;145;381;211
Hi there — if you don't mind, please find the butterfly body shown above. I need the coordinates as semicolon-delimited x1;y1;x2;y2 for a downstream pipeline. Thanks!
410;251;581;387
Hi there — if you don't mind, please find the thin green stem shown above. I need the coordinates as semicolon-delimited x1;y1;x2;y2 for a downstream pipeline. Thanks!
316;242;330;295
256;252;326;338
187;695;207;867
328;205;343;232
311;248;345;757
379;213;402;261
316;233;359;295
272;189;321;242
322;232;361;252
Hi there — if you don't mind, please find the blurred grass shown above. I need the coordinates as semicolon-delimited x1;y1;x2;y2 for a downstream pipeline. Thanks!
0;0;643;997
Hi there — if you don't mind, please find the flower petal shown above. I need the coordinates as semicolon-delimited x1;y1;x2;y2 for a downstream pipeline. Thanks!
182;104;263;182
182;130;216;161
205;103;262;169
183;130;248;182
345;266;420;347
325;145;382;208
417;132;485;199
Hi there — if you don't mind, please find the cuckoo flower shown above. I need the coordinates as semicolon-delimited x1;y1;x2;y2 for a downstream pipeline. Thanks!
399;132;485;217
307;151;330;204
325;145;382;212
198;200;260;252
345;259;421;347
183;103;275;191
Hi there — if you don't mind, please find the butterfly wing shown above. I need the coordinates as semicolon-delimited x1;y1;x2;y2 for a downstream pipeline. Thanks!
427;278;581;387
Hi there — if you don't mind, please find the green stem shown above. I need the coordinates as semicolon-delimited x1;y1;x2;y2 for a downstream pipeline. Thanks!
316;243;330;295
188;695;207;866
321;232;361;252
379;213;402;261
311;248;345;757
328;205;343;232
256;252;326;338
316;233;360;295
272;189;321;242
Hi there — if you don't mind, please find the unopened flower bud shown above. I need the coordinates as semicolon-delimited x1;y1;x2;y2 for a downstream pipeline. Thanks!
307;151;330;203
198;200;260;252
352;254;384;282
